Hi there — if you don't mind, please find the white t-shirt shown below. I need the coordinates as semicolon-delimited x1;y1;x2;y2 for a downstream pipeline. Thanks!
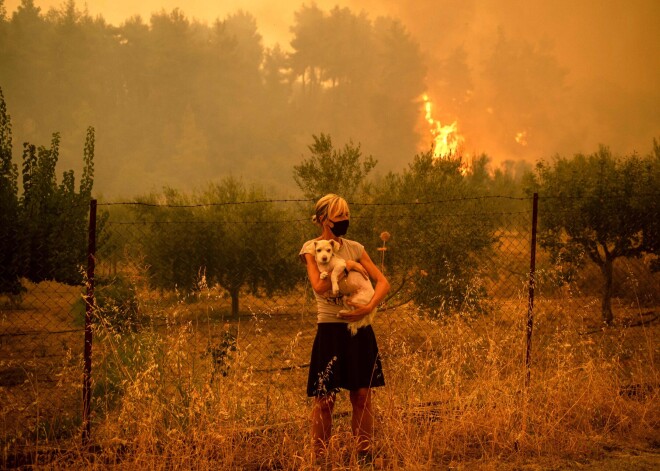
299;238;365;323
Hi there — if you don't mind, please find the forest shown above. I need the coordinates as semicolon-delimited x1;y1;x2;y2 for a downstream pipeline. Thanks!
2;0;657;200
0;0;432;195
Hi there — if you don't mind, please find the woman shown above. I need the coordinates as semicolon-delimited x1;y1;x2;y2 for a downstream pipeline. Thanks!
299;194;390;461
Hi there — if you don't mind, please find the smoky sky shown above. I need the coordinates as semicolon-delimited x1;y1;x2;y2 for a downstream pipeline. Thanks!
4;0;660;167
351;0;660;159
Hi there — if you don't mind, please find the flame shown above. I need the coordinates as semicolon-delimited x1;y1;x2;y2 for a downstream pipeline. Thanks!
423;94;464;159
515;131;528;146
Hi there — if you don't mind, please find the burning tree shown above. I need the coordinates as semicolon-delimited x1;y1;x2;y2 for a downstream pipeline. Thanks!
528;143;660;325
422;94;464;159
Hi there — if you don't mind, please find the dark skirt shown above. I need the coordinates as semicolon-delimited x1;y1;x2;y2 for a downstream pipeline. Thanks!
307;323;385;397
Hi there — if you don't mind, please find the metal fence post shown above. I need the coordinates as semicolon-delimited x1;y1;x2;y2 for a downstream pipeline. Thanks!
525;193;539;387
82;199;97;445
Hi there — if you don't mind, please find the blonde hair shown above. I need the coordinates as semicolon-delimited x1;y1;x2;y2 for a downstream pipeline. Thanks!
312;194;349;225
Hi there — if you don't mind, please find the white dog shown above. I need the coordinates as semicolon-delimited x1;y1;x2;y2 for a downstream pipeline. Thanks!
313;239;375;335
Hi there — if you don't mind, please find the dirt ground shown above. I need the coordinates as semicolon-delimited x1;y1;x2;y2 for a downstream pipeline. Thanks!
565;451;659;471
451;447;660;470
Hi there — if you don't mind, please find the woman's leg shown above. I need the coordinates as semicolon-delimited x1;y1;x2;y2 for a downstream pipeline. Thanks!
349;388;373;452
311;393;335;452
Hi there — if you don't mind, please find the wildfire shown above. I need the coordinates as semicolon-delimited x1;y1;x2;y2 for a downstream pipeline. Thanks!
423;94;464;159
515;131;528;146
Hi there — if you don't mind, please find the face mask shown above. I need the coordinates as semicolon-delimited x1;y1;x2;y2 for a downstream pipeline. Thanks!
330;219;349;237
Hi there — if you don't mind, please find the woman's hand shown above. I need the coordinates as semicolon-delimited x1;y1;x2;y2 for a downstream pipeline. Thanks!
345;260;369;280
337;300;372;321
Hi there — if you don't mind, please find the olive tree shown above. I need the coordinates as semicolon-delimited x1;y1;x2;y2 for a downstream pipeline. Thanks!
363;152;498;315
293;133;376;201
135;178;300;318
527;143;659;324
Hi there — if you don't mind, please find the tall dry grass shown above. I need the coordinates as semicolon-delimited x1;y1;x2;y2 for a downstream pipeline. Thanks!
19;285;652;470
2;251;657;469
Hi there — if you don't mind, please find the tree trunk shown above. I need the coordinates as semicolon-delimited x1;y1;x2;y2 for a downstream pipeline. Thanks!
601;257;614;325
230;288;239;320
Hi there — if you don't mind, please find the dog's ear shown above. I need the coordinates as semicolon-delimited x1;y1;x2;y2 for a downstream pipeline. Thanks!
330;240;341;252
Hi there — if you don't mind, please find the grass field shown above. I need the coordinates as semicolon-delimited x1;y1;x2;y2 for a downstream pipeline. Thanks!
1;272;658;469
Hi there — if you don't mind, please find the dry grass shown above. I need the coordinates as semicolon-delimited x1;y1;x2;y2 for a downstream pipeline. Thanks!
1;277;658;469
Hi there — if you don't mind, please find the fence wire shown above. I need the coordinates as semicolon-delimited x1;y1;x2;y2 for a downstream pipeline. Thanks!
1;195;658;463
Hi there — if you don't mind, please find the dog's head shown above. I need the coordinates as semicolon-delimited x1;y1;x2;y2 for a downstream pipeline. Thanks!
314;239;341;265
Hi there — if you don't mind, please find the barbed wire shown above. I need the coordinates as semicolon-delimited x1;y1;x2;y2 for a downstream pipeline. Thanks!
94;193;660;209
104;211;533;226
0;328;85;337
98;195;526;208
97;198;314;208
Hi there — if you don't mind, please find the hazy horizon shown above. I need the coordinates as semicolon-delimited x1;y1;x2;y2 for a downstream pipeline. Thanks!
2;0;659;197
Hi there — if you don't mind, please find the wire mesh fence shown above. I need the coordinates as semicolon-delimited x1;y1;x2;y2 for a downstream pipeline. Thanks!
1;195;658;464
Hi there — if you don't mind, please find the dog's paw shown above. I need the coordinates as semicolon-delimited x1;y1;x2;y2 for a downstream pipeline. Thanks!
320;271;328;280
